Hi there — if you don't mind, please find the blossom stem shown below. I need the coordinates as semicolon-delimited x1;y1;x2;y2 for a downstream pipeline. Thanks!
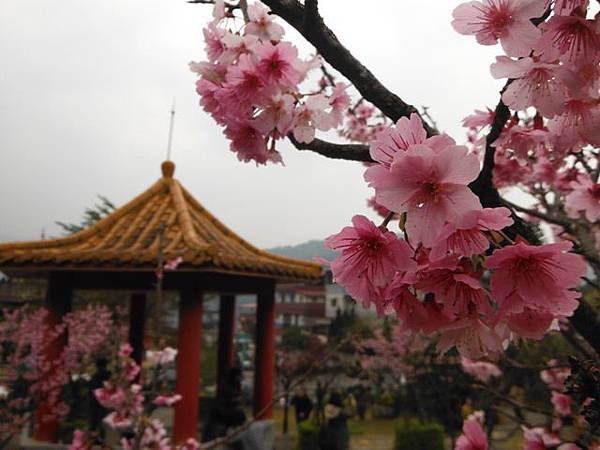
379;212;395;230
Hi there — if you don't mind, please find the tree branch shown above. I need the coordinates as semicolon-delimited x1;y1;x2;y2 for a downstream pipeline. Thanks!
287;134;372;162
260;0;437;135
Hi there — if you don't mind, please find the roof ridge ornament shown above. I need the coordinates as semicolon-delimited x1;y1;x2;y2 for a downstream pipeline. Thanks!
161;160;175;178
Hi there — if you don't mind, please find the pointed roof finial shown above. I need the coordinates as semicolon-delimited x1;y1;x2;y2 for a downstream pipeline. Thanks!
161;160;175;178
166;98;176;161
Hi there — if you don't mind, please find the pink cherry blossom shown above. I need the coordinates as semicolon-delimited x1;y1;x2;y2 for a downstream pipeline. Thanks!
217;54;266;111
486;242;586;318
223;119;279;165
547;99;600;151
557;444;582;450
452;0;546;57
211;0;225;22
164;256;183;270
438;316;504;359
255;42;303;88
522;427;561;450
118;343;133;358
292;94;331;143
551;392;573;416
491;56;569;118
245;2;284;42
324;215;415;305
541;360;571;390
565;174;600;222
220;33;259;65
104;411;133;430
146;347;178;366
69;430;90;450
365;144;482;247
195;78;225;123
367;195;392;218
255;93;295;136
369;113;455;167
153;394;182;407
535;13;599;65
369;113;427;167
385;273;453;332
417;262;493;318
554;0;589;16
203;23;226;63
429;207;513;261
455;418;489;450
463;108;495;131
493;125;548;158
461;357;503;382
507;308;557;338
493;151;530;188
326;83;351;129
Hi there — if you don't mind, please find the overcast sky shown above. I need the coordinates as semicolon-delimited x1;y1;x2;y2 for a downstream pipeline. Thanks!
0;0;504;248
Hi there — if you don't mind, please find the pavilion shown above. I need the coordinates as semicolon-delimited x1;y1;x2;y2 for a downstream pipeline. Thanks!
0;161;322;444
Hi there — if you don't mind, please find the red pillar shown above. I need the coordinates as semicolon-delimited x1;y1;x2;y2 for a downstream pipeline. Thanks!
128;293;147;364
253;283;276;419
173;290;203;444
217;295;236;397
35;272;72;442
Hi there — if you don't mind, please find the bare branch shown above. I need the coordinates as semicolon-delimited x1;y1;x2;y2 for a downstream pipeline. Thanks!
288;134;372;162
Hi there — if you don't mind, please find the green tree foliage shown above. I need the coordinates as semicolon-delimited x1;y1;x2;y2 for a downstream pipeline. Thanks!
56;195;115;234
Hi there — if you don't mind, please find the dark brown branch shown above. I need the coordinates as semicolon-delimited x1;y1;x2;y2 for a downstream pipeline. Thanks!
468;84;511;207
569;299;600;357
260;0;437;135
288;134;372;162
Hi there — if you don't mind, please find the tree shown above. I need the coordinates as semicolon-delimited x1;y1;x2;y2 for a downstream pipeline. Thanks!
189;0;600;355
189;0;600;445
0;304;121;448
56;195;115;235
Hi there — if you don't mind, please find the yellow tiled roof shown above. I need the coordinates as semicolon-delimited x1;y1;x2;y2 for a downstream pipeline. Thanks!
0;162;322;280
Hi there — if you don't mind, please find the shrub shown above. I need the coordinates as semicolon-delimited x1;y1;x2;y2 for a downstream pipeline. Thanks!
395;419;445;450
297;420;320;450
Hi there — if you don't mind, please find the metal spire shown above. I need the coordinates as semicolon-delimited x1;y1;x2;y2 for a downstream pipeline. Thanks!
166;98;176;161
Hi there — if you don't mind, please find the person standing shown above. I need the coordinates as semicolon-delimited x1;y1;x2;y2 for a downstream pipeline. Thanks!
290;387;313;425
320;391;352;450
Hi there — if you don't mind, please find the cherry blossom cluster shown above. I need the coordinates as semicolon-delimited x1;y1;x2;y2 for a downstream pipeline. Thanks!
326;113;587;359
456;357;600;450
338;102;388;144
71;343;196;450
0;307;51;442
358;325;430;378
0;304;119;443
190;0;350;165
456;0;600;262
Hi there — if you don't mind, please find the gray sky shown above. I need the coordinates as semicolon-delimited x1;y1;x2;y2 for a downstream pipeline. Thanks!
0;0;503;248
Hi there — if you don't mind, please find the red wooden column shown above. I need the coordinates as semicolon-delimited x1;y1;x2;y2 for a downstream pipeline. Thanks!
173;290;203;444
35;272;72;442
128;293;147;364
253;283;276;419
217;294;236;397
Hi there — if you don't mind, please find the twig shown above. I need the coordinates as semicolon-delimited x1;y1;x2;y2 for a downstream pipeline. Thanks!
473;384;554;417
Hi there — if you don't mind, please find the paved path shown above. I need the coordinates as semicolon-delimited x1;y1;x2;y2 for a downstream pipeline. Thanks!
351;435;394;450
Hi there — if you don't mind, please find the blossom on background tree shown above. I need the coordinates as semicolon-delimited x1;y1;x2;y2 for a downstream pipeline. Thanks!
69;343;198;450
0;304;120;447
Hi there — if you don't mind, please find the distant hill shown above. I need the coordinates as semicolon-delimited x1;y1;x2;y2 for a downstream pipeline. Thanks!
266;239;337;262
